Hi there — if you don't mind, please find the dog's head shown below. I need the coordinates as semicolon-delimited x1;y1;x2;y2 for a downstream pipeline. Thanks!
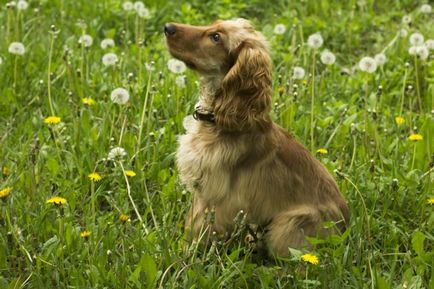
165;19;272;131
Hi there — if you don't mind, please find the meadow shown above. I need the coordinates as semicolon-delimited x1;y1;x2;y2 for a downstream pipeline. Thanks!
0;0;433;288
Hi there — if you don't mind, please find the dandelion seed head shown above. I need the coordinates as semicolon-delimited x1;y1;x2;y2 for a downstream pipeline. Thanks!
307;33;323;49
102;52;119;66
122;1;133;11
17;0;28;10
6;1;16;8
145;62;155;71
137;7;150;18
175;75;186;88
108;147;127;161
274;24;286;35
8;42;25;55
0;56;3;65
374;53;387;65
409;32;424;46
320;50;336;65
110;88;130;105
292;66;305;79
167;59;186;74
420;4;432;14
415;45;429;60
358;56;377;73
100;38;115;49
78;34;93;47
399;29;408;37
133;1;144;12
402;15;411;24
408;46;418;55
426;39;434;50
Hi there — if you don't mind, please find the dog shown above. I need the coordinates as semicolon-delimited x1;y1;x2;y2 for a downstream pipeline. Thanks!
164;19;350;257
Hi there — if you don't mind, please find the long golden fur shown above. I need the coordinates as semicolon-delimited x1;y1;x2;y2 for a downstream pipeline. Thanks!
165;19;350;257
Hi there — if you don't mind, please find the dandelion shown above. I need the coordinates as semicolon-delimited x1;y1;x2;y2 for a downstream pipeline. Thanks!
80;230;91;238
137;7;150;18
408;46;418;55
0;56;3;65
0;187;12;199
122;1;133;11
108;147;127;161
399;29;408;37
320;50;336;65
6;1;16;8
78;34;93;47
100;38;115;49
125;170;136;177
46;196;67;206
120;214;129;222
16;0;28;10
409;32;424;46
427;198;434;205
44;116;61;124
395;116;405;125
8;42;25;55
420;4;432;14
292;66;305;79
274;24;286;35
374;53;387;66
2;166;10;176
88;172;102;182
316;148;328;154
402;15;411;24
175;75;186;88
301;253;319;265
133;1;145;12
167;59;186;74
408;133;423;141
110;88;130;104
307;33;323;49
102;52;119;66
426;39;434;50
145;62;155;71
358;56;377;73
415;45;429;60
81;97;95;106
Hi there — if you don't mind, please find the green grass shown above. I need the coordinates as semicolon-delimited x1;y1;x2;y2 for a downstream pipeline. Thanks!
0;0;433;288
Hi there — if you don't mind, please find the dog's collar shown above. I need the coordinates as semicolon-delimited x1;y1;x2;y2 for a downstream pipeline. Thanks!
193;107;215;123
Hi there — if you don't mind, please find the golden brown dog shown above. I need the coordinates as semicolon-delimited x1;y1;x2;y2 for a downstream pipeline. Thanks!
164;19;350;257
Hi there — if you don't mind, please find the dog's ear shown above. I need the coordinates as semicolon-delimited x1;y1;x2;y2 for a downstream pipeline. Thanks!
214;39;272;131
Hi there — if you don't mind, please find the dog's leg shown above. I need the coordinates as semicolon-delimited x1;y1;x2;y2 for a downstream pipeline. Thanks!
265;205;331;257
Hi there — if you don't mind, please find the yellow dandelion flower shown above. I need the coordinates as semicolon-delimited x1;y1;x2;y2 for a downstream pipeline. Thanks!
277;87;285;94
46;196;67;205
2;166;10;176
0;187;12;199
408;134;423;141
301;253;319;265
82;97;95;106
302;79;308;86
428;198;434;205
44;116;61;124
119;214;129;222
80;230;91;238
88;172;102;182
124;170;136;177
316;148;328;154
395;116;405;125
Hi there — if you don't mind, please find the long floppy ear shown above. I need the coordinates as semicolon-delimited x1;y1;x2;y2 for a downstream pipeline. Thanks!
214;39;272;131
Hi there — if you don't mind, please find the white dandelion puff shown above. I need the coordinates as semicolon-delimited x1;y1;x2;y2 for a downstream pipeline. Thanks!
137;7;150;18
17;0;28;10
133;1;145;12
167;59;186;74
358;57;377;73
307;33;323;49
8;42;25;55
374;53;387;65
274;24;286;35
425;39;434;50
399;29;408;37
79;34;93;47
110;88;130;104
100;38;115;49
6;1;17;8
108;147;127;161
320;50;336;65
409;32;424;46
0;56;3;65
402;15;411;24
415;45;429;60
292;66;306;79
102;53;119;66
175;75;186;88
408;46;418;55
145;62;155;71
122;1;133;11
420;4;432;14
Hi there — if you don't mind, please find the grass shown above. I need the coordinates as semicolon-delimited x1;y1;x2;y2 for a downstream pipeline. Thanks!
0;0;433;288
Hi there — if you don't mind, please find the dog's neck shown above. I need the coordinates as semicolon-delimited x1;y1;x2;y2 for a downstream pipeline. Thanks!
195;75;223;112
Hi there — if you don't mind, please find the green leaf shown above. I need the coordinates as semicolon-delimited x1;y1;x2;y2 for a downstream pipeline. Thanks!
412;231;426;258
46;157;59;176
141;254;157;289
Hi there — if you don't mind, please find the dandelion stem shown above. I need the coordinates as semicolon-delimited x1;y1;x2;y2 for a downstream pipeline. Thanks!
47;32;56;116
91;181;96;226
13;56;18;94
413;56;422;111
398;66;408;117
349;134;357;171
310;51;316;152
136;71;152;155
411;144;417;171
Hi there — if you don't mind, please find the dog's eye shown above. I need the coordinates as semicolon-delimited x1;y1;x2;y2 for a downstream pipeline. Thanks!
210;33;221;43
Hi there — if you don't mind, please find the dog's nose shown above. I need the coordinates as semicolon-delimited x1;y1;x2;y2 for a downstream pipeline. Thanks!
164;23;177;36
